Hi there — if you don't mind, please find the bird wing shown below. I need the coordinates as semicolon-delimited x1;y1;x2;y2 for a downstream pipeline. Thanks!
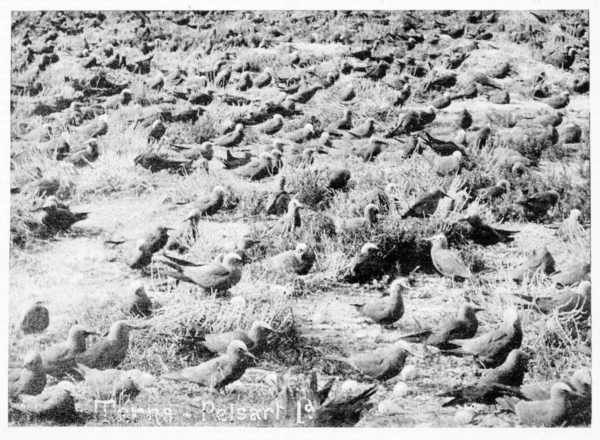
185;264;232;289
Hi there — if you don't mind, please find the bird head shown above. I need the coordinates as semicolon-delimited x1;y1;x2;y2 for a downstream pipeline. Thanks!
130;281;147;297
237;236;259;251
364;203;379;222
497;179;510;191
235;123;244;132
502;308;521;329
23;351;43;370
87;139;99;153
452;150;463;160
578;281;591;296
272;139;286;152
69;324;99;341
551;382;584;400
425;233;448;249
251;320;276;337
304;123;315;135
569;208;581;220
222;253;244;268
295;242;309;255
274;114;283;122
570;368;591;395
212;185;226;197
360;242;379;256
227;339;256;360
389;278;409;296
504;349;530;370
98;114;109;124
288;199;305;213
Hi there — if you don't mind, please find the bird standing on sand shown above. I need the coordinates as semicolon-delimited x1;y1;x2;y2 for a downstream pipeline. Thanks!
437;349;529;406
129;225;172;270
267;242;316;275
328;341;414;381
163;340;255;391
76;320;148;370
200;321;275;355
21;300;49;335
399;304;483;349
441;308;522;368
351;278;407;325
41;324;98;378
427;233;471;280
9;352;47;399
161;252;243;294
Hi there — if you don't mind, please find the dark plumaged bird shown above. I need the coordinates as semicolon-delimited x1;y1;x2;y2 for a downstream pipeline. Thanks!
326;109;352;134
314;383;377;427
123;282;153;318
472;126;492;149
129;226;172;270
214;123;244;147
351;278;407;325
538;92;570;109
148;120;166;143
441;308;523;368
215;66;232;87
163;340;254;390
236;71;253;91
361;61;390;81
401;189;448;218
455;109;473;130
34;198;88;232
399;304;482;349
511;245;555;284
254;68;272;88
517;190;559;219
339;84;355;101
459;215;518;246
327;168;351;190
416;132;467;156
134;151;192;173
427;233;471;280
266;176;290;215
437;349;529;406
21;301;49;335
341;243;381;284
216;146;250;170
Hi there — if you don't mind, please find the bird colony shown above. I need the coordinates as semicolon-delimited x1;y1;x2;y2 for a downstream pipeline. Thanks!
9;10;590;427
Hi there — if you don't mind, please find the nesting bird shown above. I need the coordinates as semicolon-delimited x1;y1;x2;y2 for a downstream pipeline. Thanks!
459;215;518;246
331;204;379;234
214;123;244;147
76;320;148;370
351;278;407;325
148;120;166;143
199;321;275;355
163;340;255;391
267;242;316;275
511;245;555;284
9;352;47;399
34;198;89;233
186;186;226;222
427;233;471;280
341;243;381;284
401;189;448;219
41;324;98;378
123;281;153;318
129;225;172;270
66;139;99;167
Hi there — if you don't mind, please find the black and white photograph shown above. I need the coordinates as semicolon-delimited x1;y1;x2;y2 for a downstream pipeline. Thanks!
6;3;592;429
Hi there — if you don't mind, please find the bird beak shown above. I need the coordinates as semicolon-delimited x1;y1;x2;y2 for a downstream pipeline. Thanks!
85;330;99;336
473;307;485;313
457;216;469;222
128;323;150;330
245;351;257;360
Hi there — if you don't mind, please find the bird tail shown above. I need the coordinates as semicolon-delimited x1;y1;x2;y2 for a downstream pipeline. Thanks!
162;252;205;267
397;329;433;343
350;303;365;310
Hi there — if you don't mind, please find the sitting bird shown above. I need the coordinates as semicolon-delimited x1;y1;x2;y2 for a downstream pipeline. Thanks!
129;225;172;270
512;281;591;322
185;186;226;223
220;149;252;170
76;321;148;370
331;204;379;234
66;139;99;167
33;197;88;233
199;321;275;355
265;176;290;216
9;352;47;399
351;278;407;326
162;340;255;391
459;215;518;246
511;245;555;284
401;189;449;218
41;325;98;378
9;385;77;423
21;300;49;335
213;123;244;147
341;243;381;284
122;281;153;318
517;190;559;219
266;242;316;275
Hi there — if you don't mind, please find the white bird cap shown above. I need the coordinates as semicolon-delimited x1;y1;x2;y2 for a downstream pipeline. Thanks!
98;114;109;123
227;339;251;353
361;242;379;254
295;242;309;252
23;351;43;368
569;208;581;218
251;320;274;331
130;280;146;294
212;185;226;194
235;123;244;130
304;123;314;131
389;277;409;291
452;151;463;159
222;252;244;266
